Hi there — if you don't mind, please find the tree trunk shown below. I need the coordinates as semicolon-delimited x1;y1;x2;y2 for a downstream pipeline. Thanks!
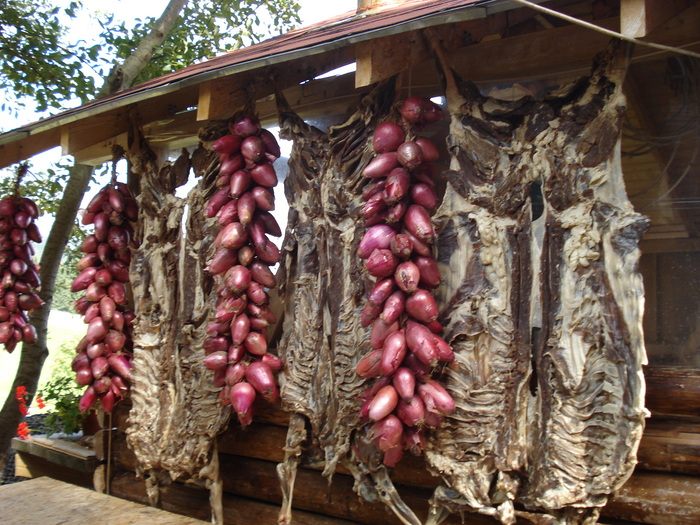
0;163;92;472
0;0;191;476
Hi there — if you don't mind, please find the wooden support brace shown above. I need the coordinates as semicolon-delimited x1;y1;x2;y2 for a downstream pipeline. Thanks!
621;0;691;38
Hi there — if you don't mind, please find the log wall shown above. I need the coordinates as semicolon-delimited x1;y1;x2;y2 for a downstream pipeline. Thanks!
95;400;700;524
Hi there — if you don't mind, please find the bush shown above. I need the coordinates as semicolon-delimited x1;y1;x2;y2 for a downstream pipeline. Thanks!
39;342;84;436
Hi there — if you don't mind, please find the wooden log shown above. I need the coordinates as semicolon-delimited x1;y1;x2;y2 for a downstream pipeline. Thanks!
217;454;495;525
636;419;700;475
218;422;440;489
603;471;700;523
645;366;700;419
110;471;363;525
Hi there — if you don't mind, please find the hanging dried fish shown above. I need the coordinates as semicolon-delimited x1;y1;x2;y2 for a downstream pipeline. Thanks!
275;78;422;525
425;39;647;525
125;120;229;524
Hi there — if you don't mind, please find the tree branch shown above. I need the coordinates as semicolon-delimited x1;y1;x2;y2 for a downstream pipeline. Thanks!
98;0;188;97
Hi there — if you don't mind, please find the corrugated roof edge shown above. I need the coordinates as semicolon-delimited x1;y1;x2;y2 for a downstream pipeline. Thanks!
0;0;505;148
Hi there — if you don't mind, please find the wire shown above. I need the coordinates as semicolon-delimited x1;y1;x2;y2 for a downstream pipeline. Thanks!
510;0;700;59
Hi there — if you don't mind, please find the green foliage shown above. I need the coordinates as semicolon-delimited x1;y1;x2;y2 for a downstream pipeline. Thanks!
52;258;81;312
0;0;94;112
39;343;84;436
98;0;301;85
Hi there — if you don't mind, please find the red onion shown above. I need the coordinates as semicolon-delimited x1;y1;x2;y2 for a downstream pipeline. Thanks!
368;385;399;421
245;361;278;402
396;142;424;170
384;168;411;203
370;318;399;350
395;261;420;294
396;396;425;427
392;367;416;402
410;183;438;211
368;278;396;306
204;351;229;371
415;137;440;163
380;290;405;325
372;414;403;452
213;134;242;155
249;163;278;188
230;381;256;426
365;249;398;278
399;96;425;123
418;380;455;415
405;289;439;323
363;152;399;178
372;123;405;153
357;224;396;259
404;205;435;242
356;349;383;378
231;115;260;137
379;330;407;376
79;386;97;413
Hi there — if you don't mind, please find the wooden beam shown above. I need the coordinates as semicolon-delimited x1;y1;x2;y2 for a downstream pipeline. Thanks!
58;84;200;163
621;0;691;38
197;46;355;121
0;128;61;169
637;419;700;475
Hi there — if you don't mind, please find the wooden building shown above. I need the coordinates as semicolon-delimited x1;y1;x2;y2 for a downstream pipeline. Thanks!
1;1;699;523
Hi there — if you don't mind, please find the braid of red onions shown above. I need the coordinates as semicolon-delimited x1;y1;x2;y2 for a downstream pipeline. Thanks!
71;171;138;414
356;96;455;467
204;114;282;427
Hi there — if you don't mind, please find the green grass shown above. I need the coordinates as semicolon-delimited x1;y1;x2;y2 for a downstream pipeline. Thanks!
0;310;85;409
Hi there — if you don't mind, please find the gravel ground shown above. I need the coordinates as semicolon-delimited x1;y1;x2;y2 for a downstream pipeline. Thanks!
1;413;53;485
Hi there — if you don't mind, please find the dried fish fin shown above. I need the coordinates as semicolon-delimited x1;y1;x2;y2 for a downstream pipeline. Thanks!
276;78;416;523
277;413;307;525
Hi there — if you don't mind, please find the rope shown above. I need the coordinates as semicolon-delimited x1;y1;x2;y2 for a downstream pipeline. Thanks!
510;0;700;59
106;411;113;495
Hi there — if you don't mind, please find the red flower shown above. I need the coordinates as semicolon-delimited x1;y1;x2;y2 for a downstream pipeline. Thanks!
15;386;26;401
17;422;30;440
18;403;28;416
35;394;46;409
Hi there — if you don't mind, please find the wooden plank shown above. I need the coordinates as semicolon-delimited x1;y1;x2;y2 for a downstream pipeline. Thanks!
0;128;61;170
59;85;200;162
13;453;95;489
217;421;440;488
0;477;210;524
645;366;700;419
11;437;97;472
218;454;494;525
621;0;691;38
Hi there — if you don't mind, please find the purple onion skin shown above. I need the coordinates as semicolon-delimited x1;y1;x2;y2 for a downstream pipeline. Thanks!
365;249;398;279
